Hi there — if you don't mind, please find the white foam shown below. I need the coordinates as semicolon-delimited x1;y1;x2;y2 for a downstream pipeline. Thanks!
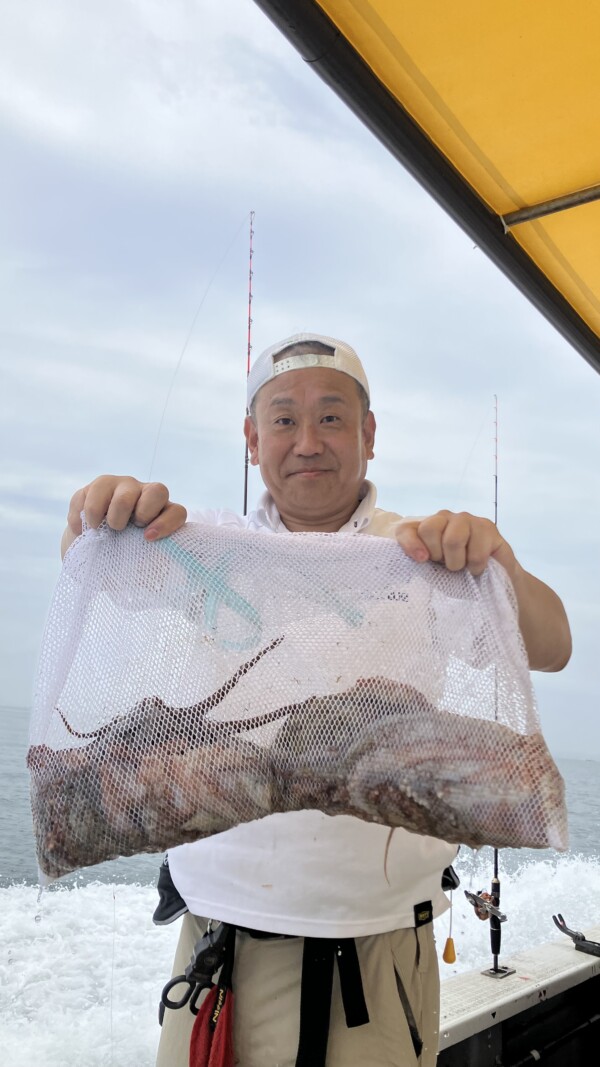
2;854;600;1066
0;883;179;1067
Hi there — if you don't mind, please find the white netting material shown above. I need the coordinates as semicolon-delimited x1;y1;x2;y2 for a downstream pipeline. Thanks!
28;522;567;879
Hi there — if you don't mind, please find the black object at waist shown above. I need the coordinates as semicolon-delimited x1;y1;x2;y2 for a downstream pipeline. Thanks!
235;924;297;940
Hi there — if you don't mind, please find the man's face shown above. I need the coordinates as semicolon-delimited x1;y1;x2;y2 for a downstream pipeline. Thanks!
244;367;376;532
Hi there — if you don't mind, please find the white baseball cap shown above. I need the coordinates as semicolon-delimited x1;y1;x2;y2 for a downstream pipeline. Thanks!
246;333;370;408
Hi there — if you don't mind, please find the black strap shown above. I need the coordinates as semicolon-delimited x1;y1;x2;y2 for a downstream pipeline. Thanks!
295;939;335;1067
394;965;423;1059
237;925;295;940
209;924;236;1033
336;939;369;1029
295;938;370;1067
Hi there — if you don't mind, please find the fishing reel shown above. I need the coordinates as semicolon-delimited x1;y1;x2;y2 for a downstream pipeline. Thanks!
465;880;515;978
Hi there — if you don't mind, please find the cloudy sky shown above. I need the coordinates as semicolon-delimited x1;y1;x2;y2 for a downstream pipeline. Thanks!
1;0;598;758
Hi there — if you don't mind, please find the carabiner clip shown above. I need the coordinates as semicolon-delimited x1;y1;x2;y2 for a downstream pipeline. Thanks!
160;922;231;1016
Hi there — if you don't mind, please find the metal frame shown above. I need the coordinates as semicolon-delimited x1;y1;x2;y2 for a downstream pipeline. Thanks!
502;183;600;229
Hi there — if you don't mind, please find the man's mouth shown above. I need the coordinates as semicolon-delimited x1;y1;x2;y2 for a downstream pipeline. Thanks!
288;468;331;477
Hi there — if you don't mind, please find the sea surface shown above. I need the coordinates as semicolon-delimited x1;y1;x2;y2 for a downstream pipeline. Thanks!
2;704;600;1066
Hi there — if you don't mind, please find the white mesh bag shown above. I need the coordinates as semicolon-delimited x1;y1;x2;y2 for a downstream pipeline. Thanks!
28;522;567;879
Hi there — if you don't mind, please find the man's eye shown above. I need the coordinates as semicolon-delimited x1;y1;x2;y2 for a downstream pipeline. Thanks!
321;414;340;424
275;417;294;426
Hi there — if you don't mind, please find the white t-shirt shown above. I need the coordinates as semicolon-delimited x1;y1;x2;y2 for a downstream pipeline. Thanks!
168;482;458;937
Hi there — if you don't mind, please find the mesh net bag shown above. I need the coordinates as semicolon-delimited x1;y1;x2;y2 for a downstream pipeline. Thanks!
28;522;567;879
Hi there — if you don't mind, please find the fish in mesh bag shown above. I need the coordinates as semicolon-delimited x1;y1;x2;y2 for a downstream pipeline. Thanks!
27;522;568;879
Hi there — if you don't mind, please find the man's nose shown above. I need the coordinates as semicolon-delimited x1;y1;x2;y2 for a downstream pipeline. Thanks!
293;422;325;455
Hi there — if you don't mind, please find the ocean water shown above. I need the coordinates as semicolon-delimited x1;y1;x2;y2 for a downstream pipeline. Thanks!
2;705;600;1066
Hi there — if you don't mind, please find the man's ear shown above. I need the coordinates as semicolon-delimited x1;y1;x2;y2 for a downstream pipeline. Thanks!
363;411;376;460
244;416;259;466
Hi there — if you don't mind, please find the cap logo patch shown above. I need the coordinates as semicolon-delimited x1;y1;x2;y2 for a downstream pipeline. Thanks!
272;353;335;375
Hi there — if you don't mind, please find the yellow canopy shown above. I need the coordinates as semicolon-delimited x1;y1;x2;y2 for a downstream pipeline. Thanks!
255;0;600;374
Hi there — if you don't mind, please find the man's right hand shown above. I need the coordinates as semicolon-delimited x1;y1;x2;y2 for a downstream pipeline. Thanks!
61;475;187;558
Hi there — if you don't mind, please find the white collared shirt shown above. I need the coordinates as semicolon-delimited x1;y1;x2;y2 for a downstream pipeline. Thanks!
169;483;457;936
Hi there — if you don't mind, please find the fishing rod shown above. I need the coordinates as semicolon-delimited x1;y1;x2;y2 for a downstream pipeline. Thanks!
243;211;255;516
473;395;516;979
487;396;510;976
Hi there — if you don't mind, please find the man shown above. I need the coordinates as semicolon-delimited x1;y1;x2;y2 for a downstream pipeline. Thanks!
63;334;571;1066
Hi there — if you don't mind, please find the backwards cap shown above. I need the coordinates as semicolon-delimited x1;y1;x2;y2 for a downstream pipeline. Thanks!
246;333;370;409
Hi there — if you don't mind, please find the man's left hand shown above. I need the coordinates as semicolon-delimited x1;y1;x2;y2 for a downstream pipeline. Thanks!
395;510;571;672
395;510;517;579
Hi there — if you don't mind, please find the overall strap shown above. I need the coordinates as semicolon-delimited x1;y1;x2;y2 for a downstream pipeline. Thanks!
295;937;369;1067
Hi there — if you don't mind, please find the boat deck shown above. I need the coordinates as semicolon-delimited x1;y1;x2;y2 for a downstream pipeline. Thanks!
438;924;600;1065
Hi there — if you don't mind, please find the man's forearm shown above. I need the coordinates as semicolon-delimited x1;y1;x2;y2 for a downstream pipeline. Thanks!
510;563;572;671
61;525;76;560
